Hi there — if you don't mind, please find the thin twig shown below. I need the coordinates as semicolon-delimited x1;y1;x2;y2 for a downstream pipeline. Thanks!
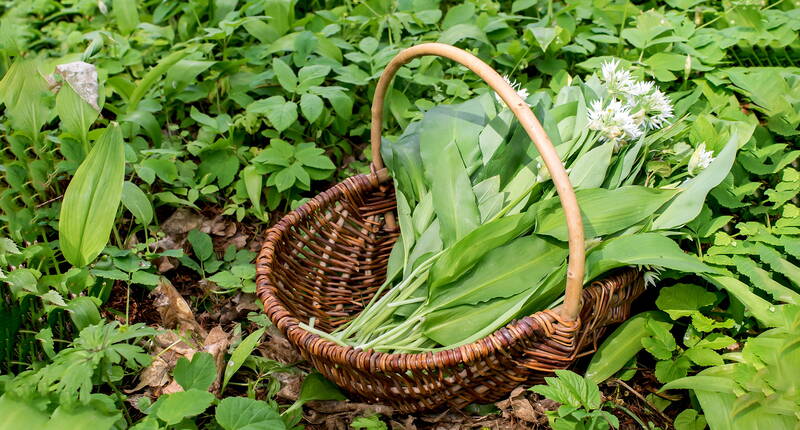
610;378;672;425
36;194;63;208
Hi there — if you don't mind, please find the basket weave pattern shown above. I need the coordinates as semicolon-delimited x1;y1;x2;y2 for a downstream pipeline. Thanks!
256;173;645;413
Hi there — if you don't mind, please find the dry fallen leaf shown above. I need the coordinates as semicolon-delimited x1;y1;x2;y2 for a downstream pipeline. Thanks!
47;61;100;110
161;208;204;237
203;326;231;394
152;277;206;337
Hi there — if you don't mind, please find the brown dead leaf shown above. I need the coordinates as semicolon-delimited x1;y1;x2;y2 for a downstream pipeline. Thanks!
152;278;206;337
202;326;230;394
130;330;198;394
226;233;249;250
260;325;302;364
389;416;417;430
161;208;204;237
234;293;261;313
307;401;393;417
275;372;303;401
155;256;176;273
201;215;237;237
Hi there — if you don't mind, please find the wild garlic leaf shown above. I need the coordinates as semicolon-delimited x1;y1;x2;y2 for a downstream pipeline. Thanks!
121;181;154;226
568;140;614;189
59;124;125;267
56;82;99;146
653;122;754;230
585;311;669;384
222;328;265;391
536;186;679;241
584;233;717;281
428;210;536;290
428;235;567;310
427;141;480;246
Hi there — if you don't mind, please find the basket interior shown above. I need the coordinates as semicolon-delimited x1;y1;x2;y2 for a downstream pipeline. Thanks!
267;180;397;333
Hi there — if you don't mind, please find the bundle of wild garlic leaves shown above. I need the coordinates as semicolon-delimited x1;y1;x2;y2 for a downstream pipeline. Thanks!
301;61;755;353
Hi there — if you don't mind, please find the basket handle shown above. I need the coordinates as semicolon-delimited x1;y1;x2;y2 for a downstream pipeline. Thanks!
369;43;585;322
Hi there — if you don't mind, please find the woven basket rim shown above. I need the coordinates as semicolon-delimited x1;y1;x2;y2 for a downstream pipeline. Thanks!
256;172;624;373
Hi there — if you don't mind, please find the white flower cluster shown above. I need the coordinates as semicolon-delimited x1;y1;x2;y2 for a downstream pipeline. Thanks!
494;75;530;106
687;143;715;176
588;60;674;146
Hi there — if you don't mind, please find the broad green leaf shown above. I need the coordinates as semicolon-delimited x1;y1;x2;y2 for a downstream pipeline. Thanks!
267;101;298;132
585;233;717;281
216;397;285;430
703;275;786;327
164;58;215;94
174;351;216;391
112;0;140;35
299;93;323;122
56;82;99;146
131;271;159;286
642;319;677;360
653;123;754;229
428;142;480;246
272;58;297;93
66;296;101;330
396;190;414;270
654;355;691;383
242;165;263;215
428;235;567;310
155;389;215;425
684;347;723;366
45;398;121;430
655;284;717;319
0;394;48;430
283;372;345;416
128;50;190;112
536;186;679;241
141;158;178;183
310;86;352;119
568;141;614;189
0;394;124;430
188;230;214;262
297;65;330;92
585;311;668;384
424;264;566;347
528;26;558;52
59;124;125;267
121;181;153;226
479;110;515;166
0;59;51;139
222;327;265;391
350;415;388;430
208;271;243;289
429;210;535;290
437;23;488;45
531;370;602;409
674;409;707;430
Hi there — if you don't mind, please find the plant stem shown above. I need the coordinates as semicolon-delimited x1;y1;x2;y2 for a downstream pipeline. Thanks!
106;374;133;425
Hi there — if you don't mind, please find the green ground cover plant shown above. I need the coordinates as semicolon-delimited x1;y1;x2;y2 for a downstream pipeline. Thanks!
0;0;798;428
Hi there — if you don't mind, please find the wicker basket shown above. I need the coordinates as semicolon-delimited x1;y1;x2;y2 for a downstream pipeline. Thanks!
256;43;645;413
